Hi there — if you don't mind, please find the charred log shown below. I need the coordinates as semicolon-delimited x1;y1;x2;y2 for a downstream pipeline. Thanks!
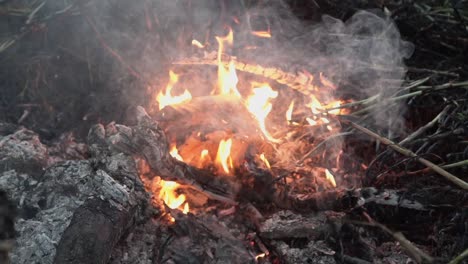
53;198;135;264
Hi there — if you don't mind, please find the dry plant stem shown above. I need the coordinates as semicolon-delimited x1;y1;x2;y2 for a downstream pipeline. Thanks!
443;159;468;169
327;77;430;111
174;52;319;96
353;80;468;115
448;248;468;264
350;219;434;264
398;105;451;146
349;122;468;190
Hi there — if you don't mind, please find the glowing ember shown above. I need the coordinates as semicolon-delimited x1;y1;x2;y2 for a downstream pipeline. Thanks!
170;145;184;161
157;71;192;110
215;138;234;174
251;30;271;38
325;169;337;187
159;180;189;214
246;84;280;143
259;153;271;169
215;29;241;97
286;100;294;123
191;39;205;49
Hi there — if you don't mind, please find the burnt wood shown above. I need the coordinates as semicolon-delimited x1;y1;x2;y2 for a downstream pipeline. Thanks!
106;106;239;205
53;198;135;264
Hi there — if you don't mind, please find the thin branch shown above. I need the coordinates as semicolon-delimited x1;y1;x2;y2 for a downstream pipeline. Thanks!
347;218;434;264
348;121;468;190
398;105;451;146
448;248;468;264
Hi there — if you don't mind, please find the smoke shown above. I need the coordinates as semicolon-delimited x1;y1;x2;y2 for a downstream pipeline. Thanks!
118;0;414;132
233;2;414;131
1;0;413;140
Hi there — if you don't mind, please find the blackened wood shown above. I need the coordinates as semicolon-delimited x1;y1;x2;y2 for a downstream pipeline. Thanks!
53;198;134;264
106;106;239;205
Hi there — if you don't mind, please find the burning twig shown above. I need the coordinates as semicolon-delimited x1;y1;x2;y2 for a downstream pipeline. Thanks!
172;51;317;97
348;121;468;190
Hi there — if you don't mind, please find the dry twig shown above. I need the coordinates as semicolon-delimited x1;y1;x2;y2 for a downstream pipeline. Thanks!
348;121;468;190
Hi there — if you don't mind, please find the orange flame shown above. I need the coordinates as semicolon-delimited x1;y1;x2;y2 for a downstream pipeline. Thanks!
198;149;211;168
215;138;233;174
251;30;271;38
259;153;271;169
246;84;280;143
319;72;337;90
157;71;192;110
191;39;205;49
159;180;189;214
321;117;330;124
170;145;184;161
286;100;294;123
255;253;267;261
324;100;345;115
307;94;323;115
215;29;241;97
306;117;317;126
325;169;337;187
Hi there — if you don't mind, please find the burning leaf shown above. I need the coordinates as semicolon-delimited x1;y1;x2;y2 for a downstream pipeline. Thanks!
325;169;337;188
215;138;233;174
246;84;280;143
157;71;192;110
